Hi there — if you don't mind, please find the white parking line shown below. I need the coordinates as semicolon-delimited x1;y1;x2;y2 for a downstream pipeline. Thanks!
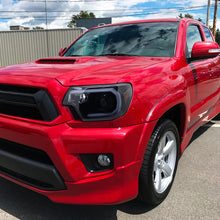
204;123;220;128
211;124;220;127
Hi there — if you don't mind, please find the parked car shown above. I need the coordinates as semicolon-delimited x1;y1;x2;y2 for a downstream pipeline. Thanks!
0;18;219;205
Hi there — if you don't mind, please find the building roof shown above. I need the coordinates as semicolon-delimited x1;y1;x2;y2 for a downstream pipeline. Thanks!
76;18;112;29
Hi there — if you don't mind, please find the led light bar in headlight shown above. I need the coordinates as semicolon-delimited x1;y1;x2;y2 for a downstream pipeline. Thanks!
63;83;133;121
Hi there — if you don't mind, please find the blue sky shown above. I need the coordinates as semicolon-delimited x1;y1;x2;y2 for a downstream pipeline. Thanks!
0;0;218;30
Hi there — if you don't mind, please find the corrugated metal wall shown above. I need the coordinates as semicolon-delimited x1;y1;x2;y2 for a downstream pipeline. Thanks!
0;28;83;67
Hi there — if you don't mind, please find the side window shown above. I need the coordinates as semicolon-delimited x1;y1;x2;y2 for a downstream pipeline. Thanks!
186;25;203;58
202;26;213;41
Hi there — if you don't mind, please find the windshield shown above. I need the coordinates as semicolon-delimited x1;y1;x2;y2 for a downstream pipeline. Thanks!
64;21;178;57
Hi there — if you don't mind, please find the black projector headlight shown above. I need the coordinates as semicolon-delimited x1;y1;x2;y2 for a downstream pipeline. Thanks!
63;83;133;121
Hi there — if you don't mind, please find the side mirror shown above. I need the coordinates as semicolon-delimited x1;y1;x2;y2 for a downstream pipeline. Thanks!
59;47;67;56
191;41;220;58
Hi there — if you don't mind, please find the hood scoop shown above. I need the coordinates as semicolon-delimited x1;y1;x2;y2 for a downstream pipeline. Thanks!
35;57;76;64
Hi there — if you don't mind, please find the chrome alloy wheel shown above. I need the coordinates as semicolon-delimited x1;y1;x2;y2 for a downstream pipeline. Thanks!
153;131;177;194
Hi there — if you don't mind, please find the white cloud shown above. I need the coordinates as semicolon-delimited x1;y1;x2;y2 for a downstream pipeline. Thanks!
0;0;159;30
168;0;207;7
0;0;219;30
188;0;207;7
0;17;35;31
112;16;145;24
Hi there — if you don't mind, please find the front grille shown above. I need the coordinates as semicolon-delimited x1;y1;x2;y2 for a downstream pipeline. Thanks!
0;138;66;191
0;84;59;121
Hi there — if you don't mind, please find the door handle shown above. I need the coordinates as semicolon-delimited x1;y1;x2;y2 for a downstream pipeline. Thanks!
208;70;214;76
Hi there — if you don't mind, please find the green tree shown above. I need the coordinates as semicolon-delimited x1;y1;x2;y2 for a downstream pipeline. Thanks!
208;26;220;45
178;13;204;23
178;13;194;19
184;13;194;18
215;29;220;45
67;11;96;28
178;13;184;18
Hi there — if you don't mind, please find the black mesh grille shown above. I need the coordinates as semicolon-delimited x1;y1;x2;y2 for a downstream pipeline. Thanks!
0;84;59;121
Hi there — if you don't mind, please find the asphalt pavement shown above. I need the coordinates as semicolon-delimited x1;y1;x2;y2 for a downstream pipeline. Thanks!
0;115;219;220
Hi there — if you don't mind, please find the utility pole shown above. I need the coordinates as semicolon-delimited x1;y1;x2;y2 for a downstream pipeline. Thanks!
45;0;48;29
213;0;218;38
45;0;49;57
206;0;210;26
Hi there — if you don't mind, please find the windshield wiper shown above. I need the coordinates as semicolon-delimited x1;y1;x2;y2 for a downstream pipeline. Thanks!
97;53;136;56
66;54;138;57
67;55;83;57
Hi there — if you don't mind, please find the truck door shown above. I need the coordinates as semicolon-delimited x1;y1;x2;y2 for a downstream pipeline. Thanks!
185;24;218;129
202;25;220;111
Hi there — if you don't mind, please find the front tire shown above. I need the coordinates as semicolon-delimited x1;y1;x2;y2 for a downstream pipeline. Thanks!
138;119;179;205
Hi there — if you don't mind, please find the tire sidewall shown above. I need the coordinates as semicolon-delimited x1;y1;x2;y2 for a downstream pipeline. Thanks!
138;119;180;205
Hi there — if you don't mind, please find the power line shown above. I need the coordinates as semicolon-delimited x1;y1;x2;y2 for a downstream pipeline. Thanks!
0;3;213;27
0;4;215;13
0;7;212;20
14;0;117;2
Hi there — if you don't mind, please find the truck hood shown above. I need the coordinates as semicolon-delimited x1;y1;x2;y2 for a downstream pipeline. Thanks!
0;56;170;86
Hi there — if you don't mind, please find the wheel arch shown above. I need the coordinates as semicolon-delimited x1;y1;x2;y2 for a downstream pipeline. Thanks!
158;104;186;139
146;90;187;138
135;91;188;161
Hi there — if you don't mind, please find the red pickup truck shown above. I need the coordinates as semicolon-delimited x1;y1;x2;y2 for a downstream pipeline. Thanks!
0;18;219;205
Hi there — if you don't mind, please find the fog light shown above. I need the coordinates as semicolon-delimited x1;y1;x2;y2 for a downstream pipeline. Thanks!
97;154;111;167
80;153;114;172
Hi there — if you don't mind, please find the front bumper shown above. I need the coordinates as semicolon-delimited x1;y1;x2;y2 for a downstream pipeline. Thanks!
0;115;157;204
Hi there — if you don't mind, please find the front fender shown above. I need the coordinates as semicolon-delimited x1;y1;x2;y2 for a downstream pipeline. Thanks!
146;90;187;122
134;90;188;161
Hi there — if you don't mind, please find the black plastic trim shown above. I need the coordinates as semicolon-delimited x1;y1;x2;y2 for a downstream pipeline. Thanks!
80;153;114;173
0;84;59;121
0;138;66;191
37;58;76;64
